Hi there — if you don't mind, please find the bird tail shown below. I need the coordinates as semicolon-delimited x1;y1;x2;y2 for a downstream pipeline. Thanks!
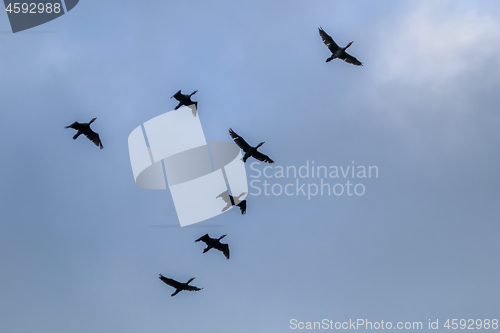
326;56;334;62
73;133;81;140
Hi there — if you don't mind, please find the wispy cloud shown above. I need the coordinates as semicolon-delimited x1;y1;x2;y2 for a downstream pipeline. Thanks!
374;1;500;89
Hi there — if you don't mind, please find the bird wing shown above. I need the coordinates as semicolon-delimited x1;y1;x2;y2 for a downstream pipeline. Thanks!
229;128;251;152
171;90;183;101
236;200;246;215
216;191;231;205
184;285;202;292
159;275;182;289
66;121;84;130
84;129;104;149
318;27;339;53
195;234;212;244
340;52;363;66
189;104;197;117
214;242;230;259
252;151;274;163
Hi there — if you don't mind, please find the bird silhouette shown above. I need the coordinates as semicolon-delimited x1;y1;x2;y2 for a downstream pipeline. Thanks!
318;27;362;66
159;275;202;296
195;234;230;259
171;90;198;116
65;118;103;149
229;128;274;163
217;190;247;215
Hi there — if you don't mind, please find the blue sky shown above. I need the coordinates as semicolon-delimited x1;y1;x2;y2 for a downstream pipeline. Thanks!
0;1;499;332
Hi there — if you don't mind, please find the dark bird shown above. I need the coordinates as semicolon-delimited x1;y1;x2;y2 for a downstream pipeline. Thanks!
171;90;198;116
195;234;230;259
217;190;247;215
229;128;274;163
65;118;103;149
318;27;362;66
159;274;202;297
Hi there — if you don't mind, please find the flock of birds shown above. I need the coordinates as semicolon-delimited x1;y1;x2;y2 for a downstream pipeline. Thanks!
156;234;230;296
65;27;362;296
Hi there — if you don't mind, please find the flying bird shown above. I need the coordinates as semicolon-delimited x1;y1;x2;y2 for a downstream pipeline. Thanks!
229;128;274;163
318;27;362;66
65;118;103;149
195;234;230;259
171;90;198;115
159;275;202;297
217;190;247;215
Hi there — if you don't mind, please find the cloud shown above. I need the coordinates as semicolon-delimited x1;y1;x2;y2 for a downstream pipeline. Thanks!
356;1;500;158
374;1;500;89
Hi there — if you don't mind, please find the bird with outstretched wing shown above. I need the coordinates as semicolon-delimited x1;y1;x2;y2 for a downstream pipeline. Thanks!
195;234;230;259
229;128;274;163
65;118;103;149
159;274;202;296
318;27;362;66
